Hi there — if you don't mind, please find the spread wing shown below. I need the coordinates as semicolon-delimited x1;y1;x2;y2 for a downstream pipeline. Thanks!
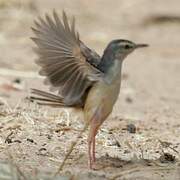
31;10;103;105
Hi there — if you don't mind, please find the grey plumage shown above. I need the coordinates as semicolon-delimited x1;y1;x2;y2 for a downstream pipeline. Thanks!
31;10;148;108
31;10;103;107
30;10;148;169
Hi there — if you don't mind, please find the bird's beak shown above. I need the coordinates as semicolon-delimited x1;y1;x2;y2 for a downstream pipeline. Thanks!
135;43;149;49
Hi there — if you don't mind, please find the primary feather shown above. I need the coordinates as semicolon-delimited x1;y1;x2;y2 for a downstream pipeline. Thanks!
31;10;103;106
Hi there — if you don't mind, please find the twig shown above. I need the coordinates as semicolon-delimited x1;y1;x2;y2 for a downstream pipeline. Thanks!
159;139;179;154
55;126;82;133
54;122;89;176
110;165;177;180
4;146;28;180
8;153;28;180
5;132;14;144
111;132;121;148
0;97;12;113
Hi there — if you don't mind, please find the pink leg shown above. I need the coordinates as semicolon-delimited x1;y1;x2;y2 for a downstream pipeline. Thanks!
88;119;101;169
92;125;99;162
92;136;96;162
88;138;92;169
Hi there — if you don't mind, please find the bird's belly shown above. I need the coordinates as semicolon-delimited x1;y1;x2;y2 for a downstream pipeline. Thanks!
84;80;121;122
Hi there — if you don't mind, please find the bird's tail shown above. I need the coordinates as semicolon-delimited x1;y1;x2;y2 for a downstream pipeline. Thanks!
30;89;68;107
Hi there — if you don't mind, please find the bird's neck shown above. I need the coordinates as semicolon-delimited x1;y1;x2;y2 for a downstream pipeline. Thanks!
98;52;124;84
105;59;123;84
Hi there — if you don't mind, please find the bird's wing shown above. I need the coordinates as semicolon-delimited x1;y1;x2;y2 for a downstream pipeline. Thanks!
79;41;101;67
31;10;103;104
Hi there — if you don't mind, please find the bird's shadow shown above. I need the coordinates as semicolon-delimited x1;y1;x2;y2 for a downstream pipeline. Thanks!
92;153;176;171
95;155;131;169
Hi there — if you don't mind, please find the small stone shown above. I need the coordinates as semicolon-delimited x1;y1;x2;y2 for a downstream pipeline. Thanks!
27;138;36;144
13;78;21;84
127;124;136;133
159;153;175;163
5;138;12;144
39;147;47;151
124;149;130;154
13;140;21;143
37;148;49;156
125;96;133;103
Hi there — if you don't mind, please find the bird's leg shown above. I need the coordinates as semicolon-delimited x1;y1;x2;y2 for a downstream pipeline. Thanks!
92;135;96;162
92;125;99;162
88;117;102;169
88;137;93;169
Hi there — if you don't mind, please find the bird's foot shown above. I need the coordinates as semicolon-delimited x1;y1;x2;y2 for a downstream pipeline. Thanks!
89;161;98;170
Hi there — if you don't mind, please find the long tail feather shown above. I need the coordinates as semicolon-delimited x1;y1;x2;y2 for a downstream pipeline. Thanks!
30;88;67;107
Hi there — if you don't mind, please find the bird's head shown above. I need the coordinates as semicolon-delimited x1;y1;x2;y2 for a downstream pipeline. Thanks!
98;39;148;75
104;39;148;60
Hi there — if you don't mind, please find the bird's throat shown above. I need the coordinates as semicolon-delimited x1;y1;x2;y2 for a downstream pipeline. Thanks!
98;50;124;84
104;59;123;84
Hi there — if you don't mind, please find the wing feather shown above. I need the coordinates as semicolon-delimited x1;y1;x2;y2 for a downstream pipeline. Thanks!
31;10;103;105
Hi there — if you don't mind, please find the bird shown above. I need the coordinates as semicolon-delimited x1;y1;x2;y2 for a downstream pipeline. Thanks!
30;10;148;169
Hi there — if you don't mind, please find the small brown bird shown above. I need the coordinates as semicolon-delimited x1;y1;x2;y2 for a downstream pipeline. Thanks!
31;10;148;169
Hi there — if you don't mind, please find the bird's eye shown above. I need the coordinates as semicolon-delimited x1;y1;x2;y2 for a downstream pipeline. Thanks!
124;44;131;49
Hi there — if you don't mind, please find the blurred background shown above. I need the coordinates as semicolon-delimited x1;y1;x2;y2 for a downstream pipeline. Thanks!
0;0;180;112
0;0;180;179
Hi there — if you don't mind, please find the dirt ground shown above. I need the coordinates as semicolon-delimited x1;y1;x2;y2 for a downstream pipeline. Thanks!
0;0;180;179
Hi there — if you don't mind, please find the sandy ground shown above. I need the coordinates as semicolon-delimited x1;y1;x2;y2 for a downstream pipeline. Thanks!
0;0;180;179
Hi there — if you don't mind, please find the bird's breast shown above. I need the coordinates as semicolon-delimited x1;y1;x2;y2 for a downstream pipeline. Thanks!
84;77;121;122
